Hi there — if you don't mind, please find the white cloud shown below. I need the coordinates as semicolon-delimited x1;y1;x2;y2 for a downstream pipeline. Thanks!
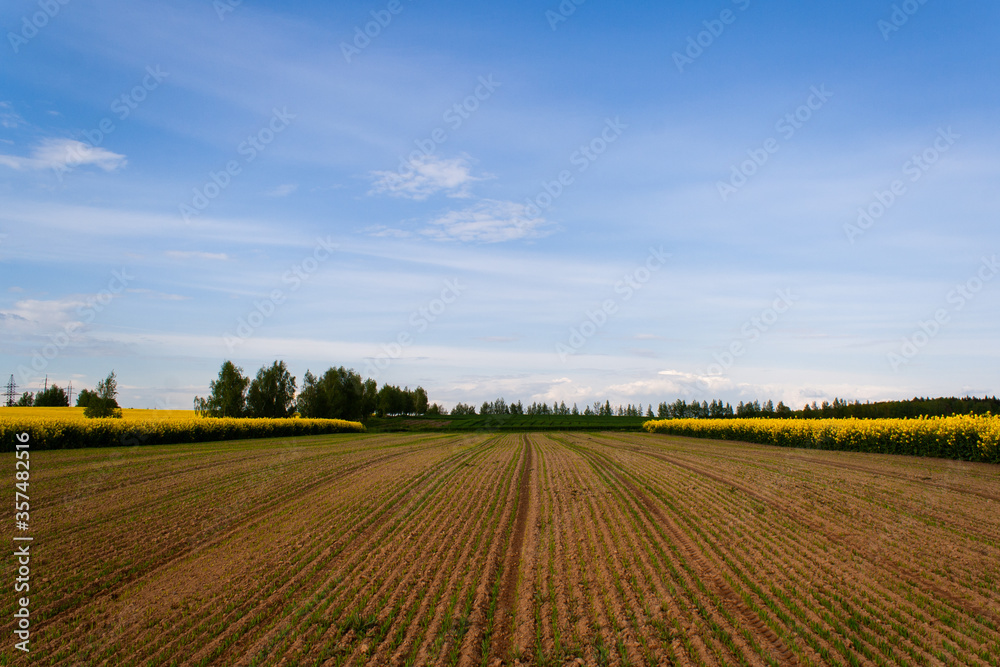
0;102;22;129
531;377;594;405
0;138;126;172
369;154;482;200
265;183;298;197
421;199;554;243
0;200;313;248
361;225;412;239
608;370;737;398
126;288;190;301
0;298;87;333
164;251;230;261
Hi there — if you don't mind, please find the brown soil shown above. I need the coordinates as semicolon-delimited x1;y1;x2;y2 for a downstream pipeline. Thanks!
7;431;999;666
490;435;534;662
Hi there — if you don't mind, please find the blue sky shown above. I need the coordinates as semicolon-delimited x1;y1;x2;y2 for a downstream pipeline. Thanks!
1;0;998;410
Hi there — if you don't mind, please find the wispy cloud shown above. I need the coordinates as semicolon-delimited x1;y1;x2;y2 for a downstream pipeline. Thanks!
420;199;554;243
0;102;23;129
607;370;737;398
265;183;298;197
363;225;413;239
0;138;126;172
369;154;483;200
126;288;190;301
0;298;87;332
164;251;230;261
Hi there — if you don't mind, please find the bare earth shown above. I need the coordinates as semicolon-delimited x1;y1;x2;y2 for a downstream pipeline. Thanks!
4;432;1000;666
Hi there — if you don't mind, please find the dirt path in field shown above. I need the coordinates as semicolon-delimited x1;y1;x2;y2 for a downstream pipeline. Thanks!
510;436;542;660
491;435;534;663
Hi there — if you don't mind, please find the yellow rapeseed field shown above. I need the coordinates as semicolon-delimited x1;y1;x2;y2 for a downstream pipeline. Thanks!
0;407;364;451
0;407;198;421
643;414;1000;462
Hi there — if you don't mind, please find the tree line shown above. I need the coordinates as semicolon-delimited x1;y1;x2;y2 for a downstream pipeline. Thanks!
193;360;432;421
446;395;1000;420
790;396;1000;419
466;398;653;417
14;385;70;408
12;371;122;418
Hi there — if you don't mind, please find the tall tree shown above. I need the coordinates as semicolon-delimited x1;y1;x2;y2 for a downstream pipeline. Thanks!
295;370;322;418
327;367;364;419
195;361;249;417
84;371;122;418
361;378;379;419
246;360;297;418
35;384;69;407
297;367;365;420
377;384;405;417
76;388;97;408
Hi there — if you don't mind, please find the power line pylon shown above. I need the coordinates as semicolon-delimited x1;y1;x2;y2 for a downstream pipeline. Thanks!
4;375;17;407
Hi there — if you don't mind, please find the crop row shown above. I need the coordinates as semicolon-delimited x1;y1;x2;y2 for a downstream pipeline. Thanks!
15;433;473;664
6;432;997;665
0;414;364;451
643;414;1000;462
523;432;1000;665
602;431;1000;665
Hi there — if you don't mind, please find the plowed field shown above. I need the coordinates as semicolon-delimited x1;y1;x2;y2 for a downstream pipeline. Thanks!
4;432;999;666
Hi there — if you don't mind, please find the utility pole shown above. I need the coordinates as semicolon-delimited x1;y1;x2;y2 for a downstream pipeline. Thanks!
4;375;16;407
44;375;48;392
68;380;73;407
